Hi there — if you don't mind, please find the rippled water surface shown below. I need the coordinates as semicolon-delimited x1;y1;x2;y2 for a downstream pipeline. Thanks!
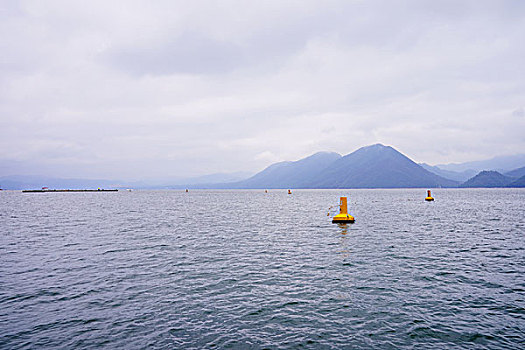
1;189;524;349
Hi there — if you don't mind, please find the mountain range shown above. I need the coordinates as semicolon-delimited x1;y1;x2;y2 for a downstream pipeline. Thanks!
2;144;524;189
436;154;525;173
419;164;476;182
224;144;524;189
223;144;458;189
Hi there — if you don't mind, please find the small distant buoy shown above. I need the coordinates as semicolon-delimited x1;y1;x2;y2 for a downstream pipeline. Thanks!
265;189;268;193
332;197;355;223
425;190;434;201
185;189;189;193
288;189;292;194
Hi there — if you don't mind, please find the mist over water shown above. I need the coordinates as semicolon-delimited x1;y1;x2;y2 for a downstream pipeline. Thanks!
1;189;524;349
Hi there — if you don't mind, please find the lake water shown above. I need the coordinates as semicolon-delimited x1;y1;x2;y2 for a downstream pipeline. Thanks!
1;189;524;349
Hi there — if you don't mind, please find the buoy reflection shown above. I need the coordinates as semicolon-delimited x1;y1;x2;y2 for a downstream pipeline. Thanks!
338;225;351;259
337;223;350;235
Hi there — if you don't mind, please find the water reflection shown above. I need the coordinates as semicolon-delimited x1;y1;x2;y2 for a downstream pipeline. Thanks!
337;223;351;258
337;223;350;235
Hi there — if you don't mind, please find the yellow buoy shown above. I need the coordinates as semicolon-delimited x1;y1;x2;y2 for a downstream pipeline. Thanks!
288;189;292;194
425;190;434;201
332;197;355;223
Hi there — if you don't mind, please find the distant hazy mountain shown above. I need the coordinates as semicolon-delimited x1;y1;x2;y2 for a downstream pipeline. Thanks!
0;175;124;190
227;152;342;188
504;166;525;179
459;171;513;188
506;175;525;187
306;144;458;188
172;171;252;185
0;172;253;190
437;154;525;173
419;163;476;182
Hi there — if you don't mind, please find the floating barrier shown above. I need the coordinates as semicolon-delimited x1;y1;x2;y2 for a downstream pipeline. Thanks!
331;197;355;223
425;190;434;201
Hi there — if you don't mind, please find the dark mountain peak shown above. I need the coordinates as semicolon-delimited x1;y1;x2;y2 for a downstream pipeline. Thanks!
337;144;411;167
349;143;403;157
363;143;387;149
479;170;501;176
356;143;391;152
460;170;513;188
308;144;458;188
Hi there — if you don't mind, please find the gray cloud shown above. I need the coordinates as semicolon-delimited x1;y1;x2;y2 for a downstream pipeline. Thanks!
1;0;524;180
106;32;244;75
512;107;524;118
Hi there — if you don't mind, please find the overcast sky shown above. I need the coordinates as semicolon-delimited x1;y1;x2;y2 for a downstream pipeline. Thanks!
1;0;524;180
